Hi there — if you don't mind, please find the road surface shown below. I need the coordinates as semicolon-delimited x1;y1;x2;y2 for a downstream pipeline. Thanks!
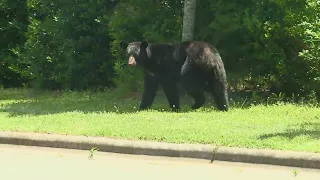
0;144;319;180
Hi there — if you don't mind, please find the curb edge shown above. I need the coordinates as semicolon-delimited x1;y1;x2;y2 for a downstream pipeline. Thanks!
0;131;319;169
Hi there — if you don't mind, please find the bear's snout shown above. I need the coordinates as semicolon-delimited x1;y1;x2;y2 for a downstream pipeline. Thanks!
128;56;137;66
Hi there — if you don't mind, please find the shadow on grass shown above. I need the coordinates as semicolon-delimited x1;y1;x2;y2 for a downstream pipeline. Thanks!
0;90;198;116
1;98;144;116
0;88;33;101
258;122;320;140
1;97;223;117
0;89;260;117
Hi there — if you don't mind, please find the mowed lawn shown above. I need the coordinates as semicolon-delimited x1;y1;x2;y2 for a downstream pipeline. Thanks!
0;88;319;153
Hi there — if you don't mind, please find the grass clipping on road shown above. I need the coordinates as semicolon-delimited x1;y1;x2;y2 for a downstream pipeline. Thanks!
0;88;319;153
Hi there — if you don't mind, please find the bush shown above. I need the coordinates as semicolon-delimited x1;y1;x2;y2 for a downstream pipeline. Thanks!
0;0;30;88
194;0;320;97
17;0;116;90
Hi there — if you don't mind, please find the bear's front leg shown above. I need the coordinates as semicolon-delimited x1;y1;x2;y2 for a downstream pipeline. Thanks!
139;71;159;110
162;81;180;112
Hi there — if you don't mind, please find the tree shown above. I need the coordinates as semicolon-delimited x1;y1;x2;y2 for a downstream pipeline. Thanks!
182;0;197;41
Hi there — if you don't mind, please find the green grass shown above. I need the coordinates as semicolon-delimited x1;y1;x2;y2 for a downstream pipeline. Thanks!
0;88;319;153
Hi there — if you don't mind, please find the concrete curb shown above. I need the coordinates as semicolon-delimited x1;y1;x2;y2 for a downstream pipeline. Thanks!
0;131;319;169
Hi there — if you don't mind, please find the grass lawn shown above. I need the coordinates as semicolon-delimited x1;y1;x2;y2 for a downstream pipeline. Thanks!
0;88;319;153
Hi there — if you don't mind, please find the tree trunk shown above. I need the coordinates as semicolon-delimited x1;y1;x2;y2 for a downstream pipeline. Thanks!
182;0;197;41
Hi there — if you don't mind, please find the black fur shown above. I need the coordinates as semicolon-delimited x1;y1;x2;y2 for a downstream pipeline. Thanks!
120;40;229;111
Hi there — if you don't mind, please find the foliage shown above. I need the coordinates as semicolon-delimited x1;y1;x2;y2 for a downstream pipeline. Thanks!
0;0;319;100
0;0;29;88
294;0;320;94
2;0;117;90
194;0;320;96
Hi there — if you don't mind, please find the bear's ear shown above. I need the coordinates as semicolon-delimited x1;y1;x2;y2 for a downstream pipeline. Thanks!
119;40;128;50
140;41;148;48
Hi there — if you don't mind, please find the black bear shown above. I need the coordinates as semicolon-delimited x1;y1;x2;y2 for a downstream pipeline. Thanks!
120;40;229;111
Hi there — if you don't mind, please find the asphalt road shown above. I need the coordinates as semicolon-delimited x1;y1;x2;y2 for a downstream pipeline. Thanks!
0;144;319;180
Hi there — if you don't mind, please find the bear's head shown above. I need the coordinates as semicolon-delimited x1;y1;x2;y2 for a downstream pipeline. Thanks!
120;40;149;67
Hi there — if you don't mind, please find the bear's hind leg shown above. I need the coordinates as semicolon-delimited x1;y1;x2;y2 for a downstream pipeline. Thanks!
189;91;205;109
208;77;229;111
180;79;205;109
180;63;206;110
